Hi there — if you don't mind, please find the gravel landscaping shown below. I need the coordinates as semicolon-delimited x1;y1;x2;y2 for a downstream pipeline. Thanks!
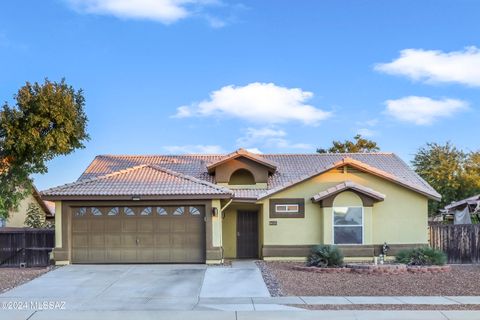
260;261;480;296
0;267;53;293
295;304;480;310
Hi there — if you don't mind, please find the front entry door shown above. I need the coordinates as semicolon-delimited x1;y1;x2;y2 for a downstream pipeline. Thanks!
236;211;259;258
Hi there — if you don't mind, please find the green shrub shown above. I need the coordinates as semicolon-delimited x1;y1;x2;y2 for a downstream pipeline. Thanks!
395;247;447;266
306;245;344;268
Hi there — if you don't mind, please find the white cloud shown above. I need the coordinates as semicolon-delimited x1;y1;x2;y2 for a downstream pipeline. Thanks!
66;0;222;25
375;46;480;87
245;148;262;154
174;82;331;125
357;128;375;137
163;144;224;154
384;96;468;125
236;127;286;146
236;127;312;151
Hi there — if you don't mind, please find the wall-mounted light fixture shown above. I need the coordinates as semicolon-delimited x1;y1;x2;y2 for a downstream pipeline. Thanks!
132;196;141;201
212;207;219;217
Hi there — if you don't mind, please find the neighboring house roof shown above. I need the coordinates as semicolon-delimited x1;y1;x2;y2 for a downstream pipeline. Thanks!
32;186;55;217
41;164;233;199
41;151;441;201
44;201;55;217
444;194;480;212
206;148;277;173
311;181;386;203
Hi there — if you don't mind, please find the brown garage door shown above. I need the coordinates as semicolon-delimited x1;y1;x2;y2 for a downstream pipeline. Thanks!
71;205;205;263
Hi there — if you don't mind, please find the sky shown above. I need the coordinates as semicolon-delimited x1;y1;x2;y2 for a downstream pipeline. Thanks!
0;0;479;190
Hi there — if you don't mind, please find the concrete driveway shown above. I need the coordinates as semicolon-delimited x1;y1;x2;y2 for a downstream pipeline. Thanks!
0;261;270;311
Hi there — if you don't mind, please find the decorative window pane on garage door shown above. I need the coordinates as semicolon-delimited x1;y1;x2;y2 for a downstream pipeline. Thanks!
189;207;201;215
75;208;87;217
124;207;135;216
157;207;167;216
107;207;119;216
91;207;102;216
140;207;152;216
173;207;185;216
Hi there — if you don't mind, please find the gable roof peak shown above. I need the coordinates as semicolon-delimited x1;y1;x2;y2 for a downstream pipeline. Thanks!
206;148;277;173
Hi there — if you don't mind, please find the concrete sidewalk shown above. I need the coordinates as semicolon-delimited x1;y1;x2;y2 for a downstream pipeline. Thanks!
2;310;480;320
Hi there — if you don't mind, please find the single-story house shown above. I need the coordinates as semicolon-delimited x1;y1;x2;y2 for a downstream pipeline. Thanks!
0;186;55;228
41;148;440;265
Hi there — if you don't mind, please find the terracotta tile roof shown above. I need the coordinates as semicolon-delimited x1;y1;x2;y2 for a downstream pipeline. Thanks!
42;164;232;198
42;152;440;200
311;181;386;202
206;148;277;173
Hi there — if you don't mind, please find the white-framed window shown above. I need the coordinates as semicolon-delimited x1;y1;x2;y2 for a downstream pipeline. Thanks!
275;204;299;213
332;206;364;245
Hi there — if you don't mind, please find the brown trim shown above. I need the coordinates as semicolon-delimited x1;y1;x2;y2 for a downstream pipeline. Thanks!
317;190;379;207
262;243;428;258
42;194;232;201
269;198;305;218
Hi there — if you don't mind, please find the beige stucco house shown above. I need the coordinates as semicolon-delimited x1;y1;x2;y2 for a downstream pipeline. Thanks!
1;187;54;228
41;149;440;265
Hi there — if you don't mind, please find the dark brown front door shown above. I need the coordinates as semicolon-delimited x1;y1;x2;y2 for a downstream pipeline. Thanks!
236;211;258;258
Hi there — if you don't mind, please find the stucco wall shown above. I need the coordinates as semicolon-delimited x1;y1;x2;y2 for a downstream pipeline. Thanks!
55;201;62;248
259;169;429;247
211;199;222;248
6;194;47;227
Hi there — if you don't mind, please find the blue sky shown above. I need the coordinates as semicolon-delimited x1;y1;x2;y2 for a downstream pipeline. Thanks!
1;0;479;190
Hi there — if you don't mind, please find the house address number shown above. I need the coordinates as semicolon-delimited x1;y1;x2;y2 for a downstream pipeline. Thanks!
269;220;278;226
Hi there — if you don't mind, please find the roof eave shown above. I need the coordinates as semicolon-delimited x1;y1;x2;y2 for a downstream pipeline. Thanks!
41;194;233;201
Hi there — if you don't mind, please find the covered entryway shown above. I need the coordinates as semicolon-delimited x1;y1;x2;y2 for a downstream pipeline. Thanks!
236;210;259;259
71;205;205;263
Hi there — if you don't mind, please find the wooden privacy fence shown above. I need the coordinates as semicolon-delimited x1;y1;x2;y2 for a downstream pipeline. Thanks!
0;228;54;267
429;224;480;264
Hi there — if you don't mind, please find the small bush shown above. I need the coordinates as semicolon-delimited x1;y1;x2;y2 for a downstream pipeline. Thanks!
306;245;344;268
395;247;447;266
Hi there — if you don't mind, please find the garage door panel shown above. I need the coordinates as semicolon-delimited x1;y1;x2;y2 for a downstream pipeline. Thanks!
105;220;122;232
172;221;187;233
105;249;122;263
72;220;88;232
71;205;205;263
89;234;105;247
122;234;137;248
155;219;170;232
154;249;169;261
137;248;155;262
105;234;121;246
90;220;105;232
123;220;137;232
72;234;88;247
155;234;171;247
137;219;154;232
137;234;154;246
121;249;137;262
89;249;106;262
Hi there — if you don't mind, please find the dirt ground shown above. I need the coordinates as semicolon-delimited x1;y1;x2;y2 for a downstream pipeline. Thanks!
260;262;480;296
0;267;52;293
295;304;480;310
